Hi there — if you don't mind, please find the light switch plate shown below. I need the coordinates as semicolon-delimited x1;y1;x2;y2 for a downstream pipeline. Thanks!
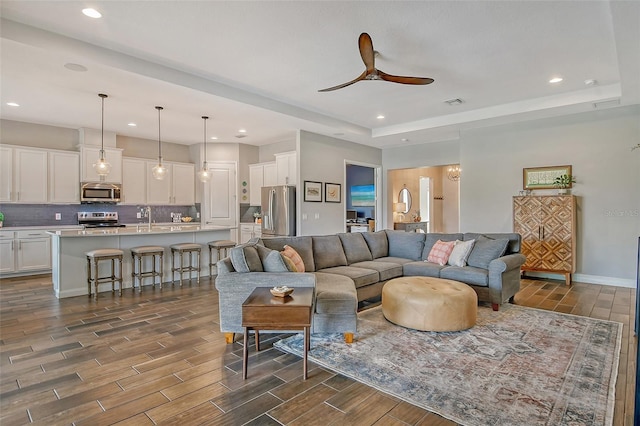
55;213;61;220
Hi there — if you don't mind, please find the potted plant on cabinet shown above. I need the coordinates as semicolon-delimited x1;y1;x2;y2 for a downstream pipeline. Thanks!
553;174;576;195
0;212;4;228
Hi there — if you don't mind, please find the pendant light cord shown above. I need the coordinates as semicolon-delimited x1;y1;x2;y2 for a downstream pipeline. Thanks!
99;93;108;159
202;116;208;165
155;106;163;162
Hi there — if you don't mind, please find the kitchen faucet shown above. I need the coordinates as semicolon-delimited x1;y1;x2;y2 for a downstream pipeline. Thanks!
143;206;152;230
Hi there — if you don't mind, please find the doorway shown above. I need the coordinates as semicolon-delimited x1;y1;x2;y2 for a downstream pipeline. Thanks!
419;176;432;233
345;162;381;232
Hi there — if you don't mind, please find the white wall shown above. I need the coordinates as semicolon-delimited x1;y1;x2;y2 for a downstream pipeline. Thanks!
298;130;382;235
384;105;640;286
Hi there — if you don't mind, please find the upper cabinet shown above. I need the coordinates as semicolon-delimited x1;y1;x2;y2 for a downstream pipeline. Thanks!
121;158;147;205
275;151;297;186
48;151;80;203
249;162;276;206
139;159;195;205
15;148;48;203
1;145;80;204
80;146;123;183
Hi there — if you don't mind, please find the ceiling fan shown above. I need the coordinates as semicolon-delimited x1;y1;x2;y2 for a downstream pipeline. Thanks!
318;32;434;92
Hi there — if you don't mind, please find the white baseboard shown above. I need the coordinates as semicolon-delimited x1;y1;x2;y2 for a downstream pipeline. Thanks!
525;271;635;288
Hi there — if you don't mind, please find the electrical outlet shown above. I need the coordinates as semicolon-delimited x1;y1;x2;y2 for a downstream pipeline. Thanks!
196;212;200;219
136;212;141;219
314;213;320;219
55;213;61;220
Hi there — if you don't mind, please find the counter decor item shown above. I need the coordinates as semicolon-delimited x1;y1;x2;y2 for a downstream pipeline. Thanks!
0;211;4;228
270;286;294;297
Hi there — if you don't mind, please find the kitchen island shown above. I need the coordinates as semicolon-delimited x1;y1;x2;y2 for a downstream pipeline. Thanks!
48;224;235;298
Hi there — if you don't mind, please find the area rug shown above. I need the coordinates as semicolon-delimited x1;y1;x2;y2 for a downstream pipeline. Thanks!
274;304;622;426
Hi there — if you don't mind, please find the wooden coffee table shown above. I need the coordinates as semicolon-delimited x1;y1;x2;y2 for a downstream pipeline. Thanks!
241;287;314;380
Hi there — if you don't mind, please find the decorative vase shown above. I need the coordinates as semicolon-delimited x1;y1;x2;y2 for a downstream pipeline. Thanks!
414;216;422;222
557;189;568;195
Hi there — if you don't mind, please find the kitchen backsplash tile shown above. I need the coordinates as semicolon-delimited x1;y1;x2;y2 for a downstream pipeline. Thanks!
0;204;200;227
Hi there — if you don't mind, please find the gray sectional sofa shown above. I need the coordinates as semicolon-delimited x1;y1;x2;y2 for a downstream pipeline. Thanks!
215;230;526;343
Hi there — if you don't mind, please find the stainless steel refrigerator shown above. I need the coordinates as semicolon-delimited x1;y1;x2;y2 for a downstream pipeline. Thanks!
261;185;296;237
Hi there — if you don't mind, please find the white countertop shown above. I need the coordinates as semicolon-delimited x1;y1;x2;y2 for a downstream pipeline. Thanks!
47;224;235;237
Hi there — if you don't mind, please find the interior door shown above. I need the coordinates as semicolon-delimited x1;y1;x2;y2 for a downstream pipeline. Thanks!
205;162;237;228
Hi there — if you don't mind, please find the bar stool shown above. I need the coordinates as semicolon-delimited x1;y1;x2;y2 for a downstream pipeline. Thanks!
208;240;236;276
130;246;164;292
86;248;124;300
170;243;202;286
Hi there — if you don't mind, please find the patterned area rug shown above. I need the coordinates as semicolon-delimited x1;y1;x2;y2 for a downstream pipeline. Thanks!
274;304;622;426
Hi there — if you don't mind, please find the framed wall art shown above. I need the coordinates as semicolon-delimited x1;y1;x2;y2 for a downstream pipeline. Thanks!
325;183;341;203
303;181;322;202
523;165;572;190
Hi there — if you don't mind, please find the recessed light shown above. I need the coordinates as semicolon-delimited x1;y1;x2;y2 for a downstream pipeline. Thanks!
210;136;218;140
127;123;137;127
82;8;102;18
401;138;409;142
549;77;563;84
238;129;247;133
64;63;88;72
584;79;598;86
6;102;19;107
377;115;385;120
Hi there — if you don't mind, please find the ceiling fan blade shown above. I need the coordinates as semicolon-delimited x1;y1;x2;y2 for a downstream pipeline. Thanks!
318;71;367;92
358;33;376;73
378;70;434;85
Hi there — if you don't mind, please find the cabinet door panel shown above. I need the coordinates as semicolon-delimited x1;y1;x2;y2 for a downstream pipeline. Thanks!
122;158;147;204
49;151;80;203
0;147;13;202
146;162;171;204
172;163;195;205
17;238;51;271
15;149;48;203
0;239;15;273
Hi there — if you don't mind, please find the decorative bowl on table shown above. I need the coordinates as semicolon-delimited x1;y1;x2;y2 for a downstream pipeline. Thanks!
270;286;294;297
181;217;192;222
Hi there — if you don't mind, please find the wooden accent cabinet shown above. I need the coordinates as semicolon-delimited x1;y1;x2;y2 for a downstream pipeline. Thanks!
513;195;576;285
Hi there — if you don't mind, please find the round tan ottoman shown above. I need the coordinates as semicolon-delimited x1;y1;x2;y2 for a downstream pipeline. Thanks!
382;276;477;332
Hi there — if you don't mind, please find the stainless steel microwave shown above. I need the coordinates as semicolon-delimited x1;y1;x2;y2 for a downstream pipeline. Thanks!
80;182;121;203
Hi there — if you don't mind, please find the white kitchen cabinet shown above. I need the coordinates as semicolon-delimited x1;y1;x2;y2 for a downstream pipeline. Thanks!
16;230;51;272
0;232;15;274
0;230;51;275
49;151;80;203
145;161;195;205
239;223;262;243
0;146;12;202
275;151;297;186
249;162;276;206
122;158;147;205
171;163;195;205
15;148;48;203
80;146;123;183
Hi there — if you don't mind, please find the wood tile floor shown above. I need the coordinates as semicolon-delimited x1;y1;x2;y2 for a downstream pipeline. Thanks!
0;275;636;425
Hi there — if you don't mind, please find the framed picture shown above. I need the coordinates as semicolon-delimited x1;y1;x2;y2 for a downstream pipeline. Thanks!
325;183;341;203
523;165;572;190
303;181;322;202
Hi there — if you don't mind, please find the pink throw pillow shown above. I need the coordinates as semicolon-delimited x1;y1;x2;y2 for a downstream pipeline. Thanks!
280;245;305;272
427;240;456;266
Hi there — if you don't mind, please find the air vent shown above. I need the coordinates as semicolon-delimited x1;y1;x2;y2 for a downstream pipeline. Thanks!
235;134;247;139
593;99;620;109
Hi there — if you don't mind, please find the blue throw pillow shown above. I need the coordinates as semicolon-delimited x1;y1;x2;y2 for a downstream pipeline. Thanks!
466;236;509;269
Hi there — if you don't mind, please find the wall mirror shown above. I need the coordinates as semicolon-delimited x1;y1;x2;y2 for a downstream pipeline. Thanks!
399;187;411;214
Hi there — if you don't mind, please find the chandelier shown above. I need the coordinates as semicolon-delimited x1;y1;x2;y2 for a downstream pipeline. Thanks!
447;165;461;181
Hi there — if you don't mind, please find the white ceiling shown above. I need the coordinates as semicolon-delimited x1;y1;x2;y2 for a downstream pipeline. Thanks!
1;1;638;148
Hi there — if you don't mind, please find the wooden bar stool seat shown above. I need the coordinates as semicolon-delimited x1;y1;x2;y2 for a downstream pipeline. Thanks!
86;248;124;300
131;245;164;292
208;240;236;276
170;243;202;286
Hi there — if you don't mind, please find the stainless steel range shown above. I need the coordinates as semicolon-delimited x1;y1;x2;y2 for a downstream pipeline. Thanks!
77;212;126;228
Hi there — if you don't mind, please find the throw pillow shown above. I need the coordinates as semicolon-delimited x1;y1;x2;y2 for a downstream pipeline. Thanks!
229;244;263;273
255;245;292;272
466;236;509;269
281;245;305;272
427;239;456;266
448;239;476;267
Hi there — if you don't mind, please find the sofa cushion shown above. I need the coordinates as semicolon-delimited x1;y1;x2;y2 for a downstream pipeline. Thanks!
440;265;489;287
255;245;293;272
317;266;379;289
313;235;348;270
228;244;263;273
403;261;445;278
338;232;373;264
385;230;425;260
314;272;358;315
377;256;414;265
281;245;305;272
448;239;476;267
466;235;509;269
422;233;463;260
464;232;521;255
260;236;315;272
350;261;403;281
362;231;389;259
427;239;456;266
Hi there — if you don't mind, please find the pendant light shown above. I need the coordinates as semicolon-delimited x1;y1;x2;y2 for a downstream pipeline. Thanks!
152;106;167;180
92;93;112;177
197;116;210;182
